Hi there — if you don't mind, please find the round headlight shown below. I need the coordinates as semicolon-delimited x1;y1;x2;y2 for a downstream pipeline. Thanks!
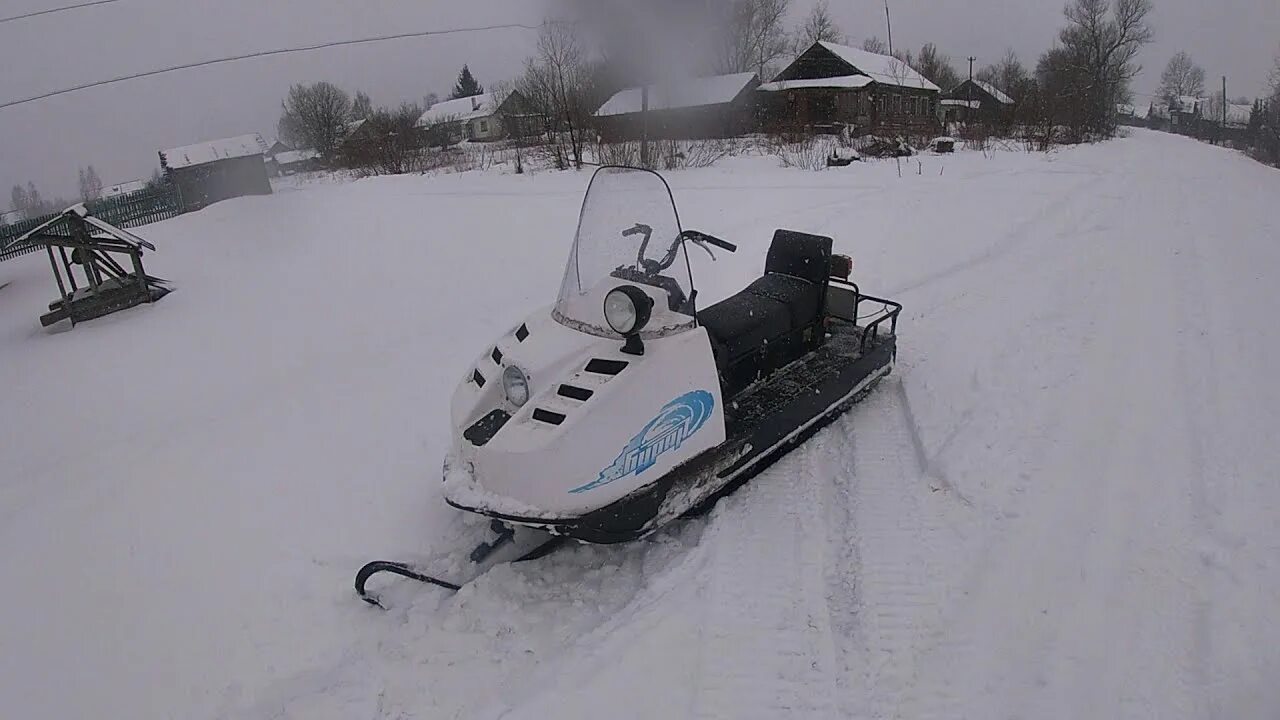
502;365;530;407
604;286;652;336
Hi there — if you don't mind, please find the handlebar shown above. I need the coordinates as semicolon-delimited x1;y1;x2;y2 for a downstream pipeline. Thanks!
681;230;737;254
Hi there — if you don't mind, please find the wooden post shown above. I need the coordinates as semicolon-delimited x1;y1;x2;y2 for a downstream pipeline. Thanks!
129;249;149;300
884;0;894;57
1221;76;1227;144
641;84;650;168
46;244;69;305
57;245;78;292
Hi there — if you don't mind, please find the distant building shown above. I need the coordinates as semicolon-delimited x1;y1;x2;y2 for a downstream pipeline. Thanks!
104;179;147;199
1170;96;1208;130
415;91;541;145
942;79;1015;125
273;149;321;175
758;42;941;135
265;140;292;160
159;133;271;211
593;72;761;141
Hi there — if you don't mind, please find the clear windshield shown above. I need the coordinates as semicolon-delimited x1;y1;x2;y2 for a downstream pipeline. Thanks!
554;167;695;336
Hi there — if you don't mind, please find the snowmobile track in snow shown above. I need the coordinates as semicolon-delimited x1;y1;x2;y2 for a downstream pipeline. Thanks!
840;382;970;719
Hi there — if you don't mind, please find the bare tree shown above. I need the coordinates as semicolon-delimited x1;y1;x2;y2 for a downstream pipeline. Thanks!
519;22;594;169
978;50;1030;100
278;82;353;158
351;91;374;121
1270;47;1280;94
796;0;843;47
1158;51;1206;105
77;165;103;203
915;43;960;91
862;37;889;55
10;184;29;219
1049;0;1154;138
342;102;426;176
715;0;793;78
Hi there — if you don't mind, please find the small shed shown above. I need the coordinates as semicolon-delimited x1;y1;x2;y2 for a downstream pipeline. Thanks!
942;79;1014;125
273;149;321;175
758;41;940;135
159;134;271;211
592;72;760;141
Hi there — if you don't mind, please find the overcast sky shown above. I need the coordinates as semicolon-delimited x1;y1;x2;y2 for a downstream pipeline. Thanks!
1;0;1277;203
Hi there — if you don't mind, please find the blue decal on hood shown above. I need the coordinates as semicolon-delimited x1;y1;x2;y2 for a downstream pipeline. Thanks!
570;390;715;494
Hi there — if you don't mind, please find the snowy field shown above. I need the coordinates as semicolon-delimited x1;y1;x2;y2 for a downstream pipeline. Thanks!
2;129;1279;719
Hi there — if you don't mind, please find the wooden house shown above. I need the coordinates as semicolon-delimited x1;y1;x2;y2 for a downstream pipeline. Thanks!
757;41;941;135
942;79;1015;125
592;72;761;141
415;91;541;145
159;134;271;211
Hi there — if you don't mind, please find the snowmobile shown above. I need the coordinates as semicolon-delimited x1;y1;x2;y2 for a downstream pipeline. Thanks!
355;166;901;606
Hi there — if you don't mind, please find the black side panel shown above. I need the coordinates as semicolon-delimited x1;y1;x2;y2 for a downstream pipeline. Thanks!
464;409;511;446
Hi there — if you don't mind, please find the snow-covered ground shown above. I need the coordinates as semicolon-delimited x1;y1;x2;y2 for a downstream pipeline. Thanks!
2;129;1279;719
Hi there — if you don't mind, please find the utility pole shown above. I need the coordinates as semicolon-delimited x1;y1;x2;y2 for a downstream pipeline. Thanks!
641;84;650;168
1222;76;1228;130
884;0;893;57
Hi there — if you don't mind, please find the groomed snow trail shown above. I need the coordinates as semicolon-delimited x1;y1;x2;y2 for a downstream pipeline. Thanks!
3;130;1280;719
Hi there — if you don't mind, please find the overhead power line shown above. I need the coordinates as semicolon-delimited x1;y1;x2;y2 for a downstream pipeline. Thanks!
0;21;551;111
0;0;119;25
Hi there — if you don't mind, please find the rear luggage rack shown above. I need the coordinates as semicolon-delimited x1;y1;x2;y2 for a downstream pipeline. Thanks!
827;278;902;350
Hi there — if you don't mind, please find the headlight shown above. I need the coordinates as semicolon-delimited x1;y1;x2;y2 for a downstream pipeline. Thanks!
604;286;653;336
502;365;530;407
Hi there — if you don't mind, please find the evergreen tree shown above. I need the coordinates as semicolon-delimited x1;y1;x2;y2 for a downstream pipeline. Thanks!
451;65;484;99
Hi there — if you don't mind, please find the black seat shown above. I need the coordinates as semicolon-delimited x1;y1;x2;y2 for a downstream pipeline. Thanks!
698;230;833;395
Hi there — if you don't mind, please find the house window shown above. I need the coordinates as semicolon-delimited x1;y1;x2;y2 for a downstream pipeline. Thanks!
479;120;489;133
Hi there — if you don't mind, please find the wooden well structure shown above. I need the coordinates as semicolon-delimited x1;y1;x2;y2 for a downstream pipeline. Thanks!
2;204;170;327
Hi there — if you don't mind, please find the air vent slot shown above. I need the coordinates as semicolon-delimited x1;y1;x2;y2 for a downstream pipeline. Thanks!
472;368;486;387
557;384;594;401
585;358;628;376
531;408;566;426
464;409;511;446
515;323;529;342
491;347;503;364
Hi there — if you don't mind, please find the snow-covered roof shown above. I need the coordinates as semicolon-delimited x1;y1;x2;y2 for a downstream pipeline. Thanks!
161;134;267;170
941;99;980;108
273;149;320;165
758;75;872;92
816;41;941;92
973;80;1013;105
1172;96;1206;115
594;72;758;117
344;118;367;134
416;93;499;127
4;204;155;252
104;180;146;198
1225;103;1252;126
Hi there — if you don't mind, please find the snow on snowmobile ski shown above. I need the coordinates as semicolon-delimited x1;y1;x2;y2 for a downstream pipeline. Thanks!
355;166;901;607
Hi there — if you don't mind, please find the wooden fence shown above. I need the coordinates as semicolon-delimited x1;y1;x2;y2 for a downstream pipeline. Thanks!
0;186;183;262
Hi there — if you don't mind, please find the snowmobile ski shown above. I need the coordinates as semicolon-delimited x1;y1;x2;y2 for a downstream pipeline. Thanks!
354;526;567;608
